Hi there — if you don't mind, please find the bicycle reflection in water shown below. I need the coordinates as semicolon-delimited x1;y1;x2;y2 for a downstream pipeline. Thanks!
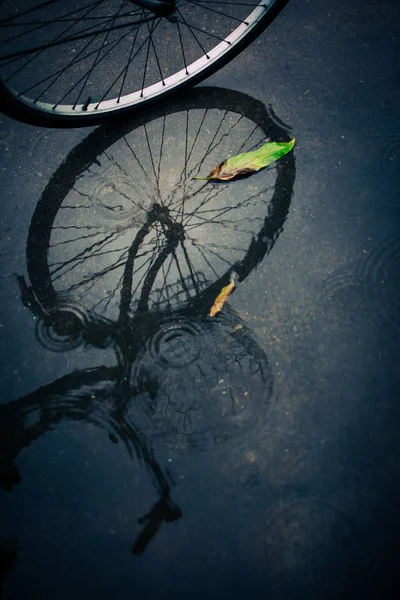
0;88;295;562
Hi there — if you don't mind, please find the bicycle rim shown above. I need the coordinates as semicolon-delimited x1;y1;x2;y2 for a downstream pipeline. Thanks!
0;0;280;124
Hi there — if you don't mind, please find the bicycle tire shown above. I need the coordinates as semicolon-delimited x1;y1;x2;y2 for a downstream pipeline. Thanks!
0;0;288;126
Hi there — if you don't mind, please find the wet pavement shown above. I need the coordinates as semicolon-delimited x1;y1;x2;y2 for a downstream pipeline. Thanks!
1;0;400;598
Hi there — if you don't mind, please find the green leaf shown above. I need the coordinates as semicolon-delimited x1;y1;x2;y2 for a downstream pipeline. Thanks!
194;138;295;181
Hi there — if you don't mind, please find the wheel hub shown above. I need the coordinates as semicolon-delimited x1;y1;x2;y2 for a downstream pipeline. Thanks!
130;0;177;20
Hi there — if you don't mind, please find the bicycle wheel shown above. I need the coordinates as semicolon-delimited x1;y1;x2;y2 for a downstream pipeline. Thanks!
24;88;295;323
0;0;286;126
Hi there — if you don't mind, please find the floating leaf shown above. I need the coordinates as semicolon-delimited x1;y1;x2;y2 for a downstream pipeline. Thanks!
209;273;237;317
195;138;295;181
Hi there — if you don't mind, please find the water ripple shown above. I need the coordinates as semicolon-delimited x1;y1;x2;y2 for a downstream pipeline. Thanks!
377;136;400;211
357;236;400;335
317;237;400;337
78;159;153;225
316;267;365;324
147;317;204;369
35;300;93;352
131;312;273;454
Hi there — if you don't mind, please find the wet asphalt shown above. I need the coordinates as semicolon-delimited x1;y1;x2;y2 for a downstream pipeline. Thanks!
0;0;400;598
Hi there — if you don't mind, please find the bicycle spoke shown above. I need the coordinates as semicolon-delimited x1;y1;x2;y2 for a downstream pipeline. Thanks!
130;240;164;306
73;0;127;108
96;18;162;107
197;115;244;173
2;9;147;28
191;242;222;280
50;226;106;248
4;3;111;87
1;15;158;61
198;243;242;268
117;9;144;101
156;115;167;186
0;0;103;48
156;261;174;306
172;250;192;301
182;186;227;228
174;110;190;223
49;232;118;278
180;240;201;294
184;187;274;233
189;237;249;254
175;9;210;57
141;17;155;96
187;0;250;24
137;241;178;312
176;19;188;75
181;110;191;222
145;18;165;87
164;108;209;207
38;25;118;104
98;170;149;212
186;110;232;180
123;136;156;198
64;254;129;295
119;220;159;321
176;9;231;47
143;123;161;200
11;23;122;94
235;123;264;153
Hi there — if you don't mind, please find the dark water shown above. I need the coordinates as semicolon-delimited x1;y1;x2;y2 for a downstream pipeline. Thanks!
1;0;400;598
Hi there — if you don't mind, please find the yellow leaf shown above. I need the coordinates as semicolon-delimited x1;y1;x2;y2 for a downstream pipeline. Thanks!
209;273;236;317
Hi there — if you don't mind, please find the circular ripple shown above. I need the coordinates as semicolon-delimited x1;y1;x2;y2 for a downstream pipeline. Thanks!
381;138;400;178
317;240;400;338
317;268;363;302
131;310;273;454
356;236;400;335
368;135;400;213
316;268;366;327
35;301;92;352
378;137;400;210
147;318;204;369
83;161;151;225
396;44;400;79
